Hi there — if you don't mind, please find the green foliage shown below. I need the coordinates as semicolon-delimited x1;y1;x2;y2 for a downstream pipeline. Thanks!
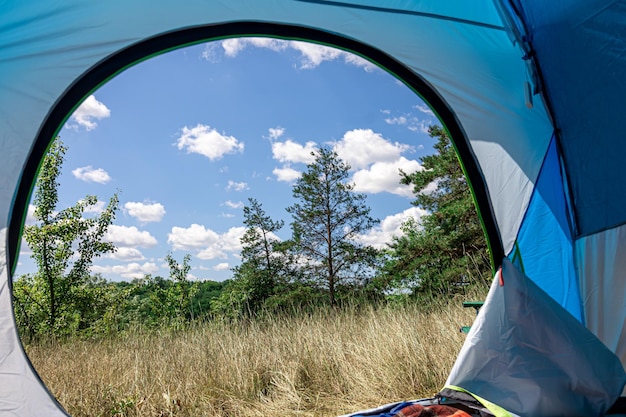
14;129;494;338
118;276;227;328
14;138;120;339
211;198;289;319
286;147;380;307
165;253;198;321
383;126;492;300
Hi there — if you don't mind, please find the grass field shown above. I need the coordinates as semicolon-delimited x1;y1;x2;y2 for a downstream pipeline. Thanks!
25;300;479;417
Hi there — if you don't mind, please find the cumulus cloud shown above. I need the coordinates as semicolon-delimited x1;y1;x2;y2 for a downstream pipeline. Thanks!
25;204;37;225
91;262;158;280
168;224;218;250
384;107;435;134
210;38;377;71
213;263;230;271
334;129;411;169
105;225;158;248
76;199;107;214
176;124;244;160
268;127;285;140
124;201;166;223
357;207;428;249
273;166;301;182
414;104;435;116
107;247;145;262
272;139;317;164
66;95;111;131
167;224;246;260
225;200;243;209
226;180;249;191
72;166;112;184
352;157;424;197
384;116;408;126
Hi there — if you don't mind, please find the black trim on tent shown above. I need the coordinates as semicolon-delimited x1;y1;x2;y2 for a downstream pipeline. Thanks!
9;21;504;276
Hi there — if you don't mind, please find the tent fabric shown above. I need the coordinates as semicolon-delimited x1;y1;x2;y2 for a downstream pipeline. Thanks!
0;229;69;416
505;0;626;237
446;259;626;417
1;0;626;415
577;224;626;367
511;137;582;321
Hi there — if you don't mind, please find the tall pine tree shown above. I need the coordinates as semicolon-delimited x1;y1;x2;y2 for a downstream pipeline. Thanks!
384;126;491;298
287;147;379;307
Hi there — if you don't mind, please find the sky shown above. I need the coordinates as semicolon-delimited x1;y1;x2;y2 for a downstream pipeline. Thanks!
15;38;440;282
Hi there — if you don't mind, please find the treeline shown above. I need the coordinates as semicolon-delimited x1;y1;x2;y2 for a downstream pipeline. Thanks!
14;126;492;341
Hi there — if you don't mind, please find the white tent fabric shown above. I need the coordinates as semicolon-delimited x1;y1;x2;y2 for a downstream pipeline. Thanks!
0;229;68;416
446;259;626;417
2;0;626;415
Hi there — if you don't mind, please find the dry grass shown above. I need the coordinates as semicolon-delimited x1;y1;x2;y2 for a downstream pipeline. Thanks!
25;300;479;417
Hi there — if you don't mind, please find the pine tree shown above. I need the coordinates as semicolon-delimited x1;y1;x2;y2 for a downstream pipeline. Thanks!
384;126;491;298
287;147;379;307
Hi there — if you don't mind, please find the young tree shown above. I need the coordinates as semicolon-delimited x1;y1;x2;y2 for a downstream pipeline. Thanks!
14;138;119;338
212;198;286;318
165;252;197;321
384;125;491;298
286;147;379;307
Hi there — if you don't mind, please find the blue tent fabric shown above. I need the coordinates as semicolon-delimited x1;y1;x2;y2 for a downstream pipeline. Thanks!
511;137;582;322
1;1;626;415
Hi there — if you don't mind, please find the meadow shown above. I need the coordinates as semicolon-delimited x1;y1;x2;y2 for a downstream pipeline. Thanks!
25;299;478;417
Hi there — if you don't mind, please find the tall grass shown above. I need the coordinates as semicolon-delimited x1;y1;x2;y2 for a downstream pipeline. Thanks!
25;298;480;417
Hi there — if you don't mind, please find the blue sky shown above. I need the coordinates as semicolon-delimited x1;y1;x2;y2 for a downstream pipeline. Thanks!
16;38;439;282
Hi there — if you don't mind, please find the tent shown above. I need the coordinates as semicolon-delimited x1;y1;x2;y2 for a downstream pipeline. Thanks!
1;1;626;415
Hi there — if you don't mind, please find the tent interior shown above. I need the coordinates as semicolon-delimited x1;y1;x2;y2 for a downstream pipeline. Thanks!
2;1;626;416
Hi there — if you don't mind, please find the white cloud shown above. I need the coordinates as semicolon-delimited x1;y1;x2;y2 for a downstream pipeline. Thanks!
221;212;235;218
176;124;244;161
124;201;166;223
383;107;435;134
226;180;249;191
222;38;288;57
82;200;106;214
273;166;301;182
25;204;37;225
196;227;245;260
420;179;440;196
272;139;317;164
92;262;158;280
168;224;219;250
334;129;411;169
352;157;424;197
225;200;243;209
268;127;285;140
407;118;431;134
384;116;408;125
357;207;428;249
216;38;377;71
66;95;111;131
72;166;112;184
107;247;145;261
414;104;435;116
213;263;230;271
167;224;245;260
105;225;158;248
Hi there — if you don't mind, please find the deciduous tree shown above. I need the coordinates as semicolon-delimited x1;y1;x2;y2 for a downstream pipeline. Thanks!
14;138;119;338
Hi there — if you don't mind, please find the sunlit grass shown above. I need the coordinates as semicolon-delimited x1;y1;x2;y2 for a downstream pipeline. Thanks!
25;298;481;417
